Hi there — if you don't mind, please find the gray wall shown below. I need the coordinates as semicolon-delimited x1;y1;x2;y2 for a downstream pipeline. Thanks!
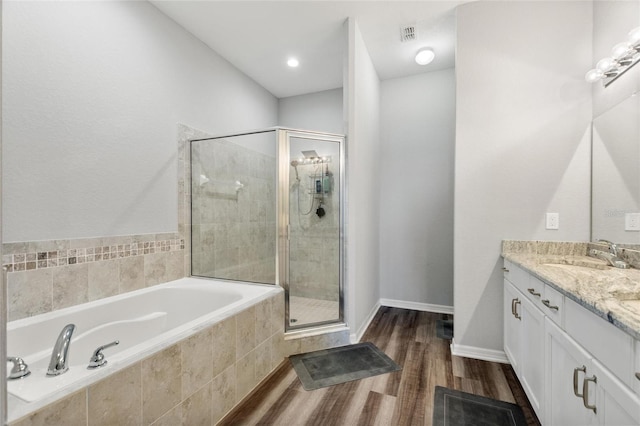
2;1;277;243
346;19;382;341
379;69;455;308
454;0;592;357
278;88;344;135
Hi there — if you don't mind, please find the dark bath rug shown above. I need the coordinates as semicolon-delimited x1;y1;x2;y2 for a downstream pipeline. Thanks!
436;319;453;340
289;342;401;391
433;386;527;426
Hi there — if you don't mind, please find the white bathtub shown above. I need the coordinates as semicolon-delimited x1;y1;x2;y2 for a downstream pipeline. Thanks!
6;277;280;404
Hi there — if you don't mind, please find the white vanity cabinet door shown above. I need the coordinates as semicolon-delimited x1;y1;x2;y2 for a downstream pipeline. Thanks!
565;298;634;389
590;359;640;426
545;318;597;426
504;280;522;374
520;295;545;420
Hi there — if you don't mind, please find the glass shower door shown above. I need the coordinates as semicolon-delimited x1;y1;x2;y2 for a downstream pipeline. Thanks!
284;131;343;329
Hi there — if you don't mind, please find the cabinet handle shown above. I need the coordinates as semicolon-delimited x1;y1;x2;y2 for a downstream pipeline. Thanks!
502;267;510;272
582;375;597;413
511;298;516;315
542;299;559;311
527;288;541;297
514;299;521;320
573;366;586;397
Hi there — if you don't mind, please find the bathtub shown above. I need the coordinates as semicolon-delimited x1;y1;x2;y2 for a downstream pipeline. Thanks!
6;277;281;406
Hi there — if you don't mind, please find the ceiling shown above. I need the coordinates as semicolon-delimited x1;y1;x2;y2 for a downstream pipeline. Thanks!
150;1;465;98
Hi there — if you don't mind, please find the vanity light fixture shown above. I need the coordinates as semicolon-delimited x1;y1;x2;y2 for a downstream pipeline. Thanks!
415;48;435;66
287;58;299;68
586;26;640;86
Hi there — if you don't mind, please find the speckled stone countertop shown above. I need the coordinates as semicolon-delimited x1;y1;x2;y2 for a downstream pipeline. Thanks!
502;240;640;341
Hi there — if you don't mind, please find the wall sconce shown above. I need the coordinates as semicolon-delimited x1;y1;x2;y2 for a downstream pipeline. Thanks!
586;26;640;86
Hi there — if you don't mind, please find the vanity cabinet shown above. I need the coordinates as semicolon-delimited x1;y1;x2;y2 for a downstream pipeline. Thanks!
503;260;640;425
545;319;594;426
503;263;545;418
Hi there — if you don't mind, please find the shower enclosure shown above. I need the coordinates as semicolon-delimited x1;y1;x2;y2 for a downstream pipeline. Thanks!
190;128;344;330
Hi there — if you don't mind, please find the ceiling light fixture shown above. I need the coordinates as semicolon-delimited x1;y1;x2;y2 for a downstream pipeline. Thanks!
586;26;640;86
415;48;435;66
287;58;299;68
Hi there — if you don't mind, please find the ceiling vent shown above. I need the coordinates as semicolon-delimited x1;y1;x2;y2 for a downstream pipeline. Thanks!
400;25;417;42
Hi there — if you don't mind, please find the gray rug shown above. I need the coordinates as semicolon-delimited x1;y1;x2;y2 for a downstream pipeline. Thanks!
289;342;401;391
436;319;453;340
433;387;527;426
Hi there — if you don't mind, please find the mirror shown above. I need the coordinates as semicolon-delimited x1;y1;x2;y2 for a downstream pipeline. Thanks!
591;93;640;245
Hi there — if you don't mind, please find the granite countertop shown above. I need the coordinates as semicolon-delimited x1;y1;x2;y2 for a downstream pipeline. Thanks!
503;252;640;341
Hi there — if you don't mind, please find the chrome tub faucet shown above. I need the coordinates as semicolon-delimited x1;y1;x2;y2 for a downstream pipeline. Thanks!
47;324;75;376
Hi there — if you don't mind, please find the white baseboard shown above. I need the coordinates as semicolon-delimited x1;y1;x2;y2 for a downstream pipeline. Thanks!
379;298;454;314
450;338;510;363
350;301;381;343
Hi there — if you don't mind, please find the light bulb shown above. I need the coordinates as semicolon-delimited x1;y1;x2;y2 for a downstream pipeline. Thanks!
629;26;640;45
287;58;299;68
611;42;632;60
596;57;616;72
415;48;435;65
585;69;604;83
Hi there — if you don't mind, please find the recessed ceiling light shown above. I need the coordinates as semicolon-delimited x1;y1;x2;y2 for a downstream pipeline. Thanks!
287;58;299;68
415;48;435;66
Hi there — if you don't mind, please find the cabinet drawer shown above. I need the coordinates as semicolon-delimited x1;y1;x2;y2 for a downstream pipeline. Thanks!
565;298;634;388
522;275;545;306
541;284;564;327
503;261;529;290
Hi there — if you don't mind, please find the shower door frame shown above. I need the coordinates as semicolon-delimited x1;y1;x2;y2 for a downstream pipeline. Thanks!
277;128;345;332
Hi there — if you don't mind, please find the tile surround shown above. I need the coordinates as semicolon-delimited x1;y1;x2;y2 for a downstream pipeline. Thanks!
8;290;350;426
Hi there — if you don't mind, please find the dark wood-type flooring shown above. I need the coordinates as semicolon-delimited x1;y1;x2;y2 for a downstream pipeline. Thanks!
220;307;541;425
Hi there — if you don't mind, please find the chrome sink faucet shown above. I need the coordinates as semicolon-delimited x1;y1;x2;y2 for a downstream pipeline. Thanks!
593;239;629;269
47;324;75;376
598;239;619;256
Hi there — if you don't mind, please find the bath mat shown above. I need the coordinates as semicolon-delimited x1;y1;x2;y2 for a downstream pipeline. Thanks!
289;342;401;391
433;386;527;426
436;319;453;340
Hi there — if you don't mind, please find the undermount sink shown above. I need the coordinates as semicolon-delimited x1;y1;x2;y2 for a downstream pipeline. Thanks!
608;290;640;311
620;300;640;310
539;256;609;270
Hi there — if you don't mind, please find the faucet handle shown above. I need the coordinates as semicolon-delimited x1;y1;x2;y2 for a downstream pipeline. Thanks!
7;356;31;379
87;340;119;369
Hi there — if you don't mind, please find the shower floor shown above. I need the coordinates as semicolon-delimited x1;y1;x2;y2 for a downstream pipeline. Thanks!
289;296;339;326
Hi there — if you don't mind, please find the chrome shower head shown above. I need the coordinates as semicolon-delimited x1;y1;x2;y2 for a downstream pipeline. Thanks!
301;150;319;159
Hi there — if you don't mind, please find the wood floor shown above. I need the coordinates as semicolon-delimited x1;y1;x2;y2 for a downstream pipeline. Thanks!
220;307;541;426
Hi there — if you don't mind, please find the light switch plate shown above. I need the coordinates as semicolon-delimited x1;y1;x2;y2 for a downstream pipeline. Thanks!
625;213;640;231
546;213;559;230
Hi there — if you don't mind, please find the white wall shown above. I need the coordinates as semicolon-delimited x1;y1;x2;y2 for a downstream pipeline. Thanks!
346;19;382;341
379;69;455;307
2;1;277;242
278;88;344;135
454;1;592;357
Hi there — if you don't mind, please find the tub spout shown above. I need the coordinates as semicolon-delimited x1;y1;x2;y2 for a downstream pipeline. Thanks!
47;324;75;376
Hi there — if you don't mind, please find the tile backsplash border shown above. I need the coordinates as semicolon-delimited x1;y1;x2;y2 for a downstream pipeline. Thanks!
3;234;184;272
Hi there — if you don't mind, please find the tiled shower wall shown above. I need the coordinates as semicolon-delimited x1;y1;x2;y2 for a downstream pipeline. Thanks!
2;123;203;321
191;138;277;283
289;161;340;301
